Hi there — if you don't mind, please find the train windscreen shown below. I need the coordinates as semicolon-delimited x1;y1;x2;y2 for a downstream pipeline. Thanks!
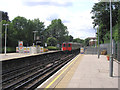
68;44;71;47
63;44;66;47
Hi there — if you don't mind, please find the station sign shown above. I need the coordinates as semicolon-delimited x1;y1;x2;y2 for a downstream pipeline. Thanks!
19;41;23;47
18;41;23;52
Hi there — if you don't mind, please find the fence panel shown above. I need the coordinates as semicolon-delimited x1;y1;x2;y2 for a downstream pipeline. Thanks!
100;42;119;61
117;42;120;61
85;42;119;61
100;43;110;55
85;47;99;55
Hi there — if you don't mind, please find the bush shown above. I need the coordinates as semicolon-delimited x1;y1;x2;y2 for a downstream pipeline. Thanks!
2;47;16;53
47;46;59;50
47;37;57;46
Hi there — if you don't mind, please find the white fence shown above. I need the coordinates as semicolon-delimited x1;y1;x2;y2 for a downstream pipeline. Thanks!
16;46;44;54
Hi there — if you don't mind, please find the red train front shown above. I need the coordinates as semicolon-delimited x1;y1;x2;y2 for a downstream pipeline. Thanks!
62;43;72;51
62;42;81;52
62;43;67;51
67;43;72;51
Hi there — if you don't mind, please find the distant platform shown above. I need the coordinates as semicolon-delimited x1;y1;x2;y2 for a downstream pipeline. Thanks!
0;51;59;61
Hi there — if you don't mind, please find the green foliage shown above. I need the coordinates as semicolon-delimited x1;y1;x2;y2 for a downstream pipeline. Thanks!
84;38;90;46
2;16;45;49
47;46;59;50
113;24;119;41
31;18;45;45
68;35;73;42
118;10;120;42
10;16;28;46
2;15;78;52
2;47;15;53
46;19;68;44
91;2;119;28
1;11;9;21
47;37;57;46
73;38;84;44
104;32;110;43
7;47;15;52
63;35;73;42
91;1;120;43
96;24;107;44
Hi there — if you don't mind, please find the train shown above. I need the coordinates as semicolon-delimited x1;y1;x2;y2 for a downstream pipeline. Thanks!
62;42;82;52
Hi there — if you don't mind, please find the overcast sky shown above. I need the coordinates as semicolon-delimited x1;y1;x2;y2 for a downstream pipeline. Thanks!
0;0;99;39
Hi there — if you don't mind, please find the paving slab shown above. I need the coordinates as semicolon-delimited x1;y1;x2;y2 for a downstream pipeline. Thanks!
66;55;118;88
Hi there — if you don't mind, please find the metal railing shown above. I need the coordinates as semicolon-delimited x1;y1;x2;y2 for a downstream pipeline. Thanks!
84;42;120;61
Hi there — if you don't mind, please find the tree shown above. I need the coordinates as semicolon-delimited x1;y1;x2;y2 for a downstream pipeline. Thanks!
84;38;90;46
0;11;9;21
63;35;74;42
2;15;73;52
113;24;118;42
97;24;107;43
1;11;10;49
26;19;35;46
91;2;119;28
9;16;28;46
31;18;45;45
68;35;73;42
47;37;57;46
46;19;68;44
91;1;120;43
118;10;120;42
4;16;45;48
73;38;84;44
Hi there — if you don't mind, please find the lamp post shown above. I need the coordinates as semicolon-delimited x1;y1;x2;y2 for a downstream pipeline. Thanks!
95;28;97;47
3;24;9;56
97;26;100;59
33;31;38;46
109;0;113;77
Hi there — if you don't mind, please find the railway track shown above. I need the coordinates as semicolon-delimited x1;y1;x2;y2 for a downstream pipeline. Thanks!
2;54;61;85
2;51;79;90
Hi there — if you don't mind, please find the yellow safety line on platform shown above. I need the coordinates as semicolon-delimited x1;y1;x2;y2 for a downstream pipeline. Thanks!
45;54;81;89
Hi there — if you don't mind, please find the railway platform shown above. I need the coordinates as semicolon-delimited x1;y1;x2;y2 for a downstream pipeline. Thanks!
0;51;58;61
37;54;119;89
